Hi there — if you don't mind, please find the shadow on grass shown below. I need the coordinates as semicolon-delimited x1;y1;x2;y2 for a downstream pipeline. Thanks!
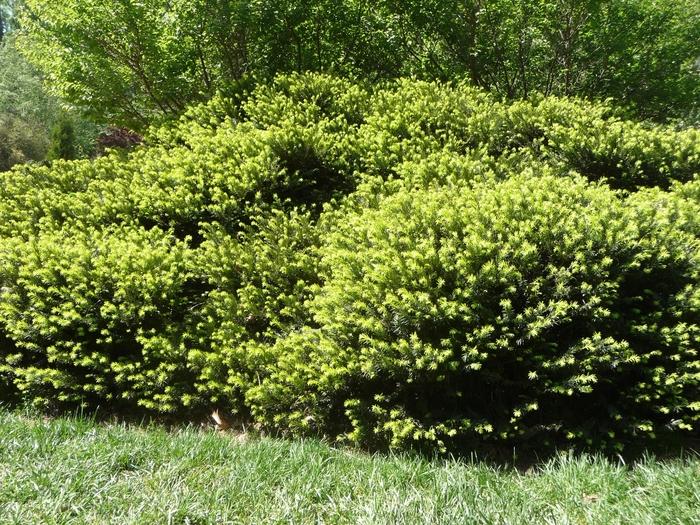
2;399;698;472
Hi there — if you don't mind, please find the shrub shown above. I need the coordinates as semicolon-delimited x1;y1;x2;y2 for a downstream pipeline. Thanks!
343;81;700;190
187;207;321;410
542;118;700;191
251;174;700;452
0;74;699;452
629;179;700;240
47;116;77;161
671;176;700;223
0;225;197;411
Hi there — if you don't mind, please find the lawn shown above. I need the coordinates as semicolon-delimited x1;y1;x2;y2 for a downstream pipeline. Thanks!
0;410;698;524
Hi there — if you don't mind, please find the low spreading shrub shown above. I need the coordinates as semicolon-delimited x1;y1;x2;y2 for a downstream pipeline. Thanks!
0;73;699;451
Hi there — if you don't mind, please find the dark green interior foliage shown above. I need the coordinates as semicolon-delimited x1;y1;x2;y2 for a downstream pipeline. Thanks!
0;74;699;452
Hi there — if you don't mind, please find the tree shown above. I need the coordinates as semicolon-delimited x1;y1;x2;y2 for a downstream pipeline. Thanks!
0;34;100;169
0;32;54;169
0;113;48;170
15;0;700;126
46;116;76;161
384;0;700;119
16;0;402;129
0;0;16;43
0;34;57;123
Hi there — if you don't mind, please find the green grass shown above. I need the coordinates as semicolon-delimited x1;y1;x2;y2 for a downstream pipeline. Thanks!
0;410;698;524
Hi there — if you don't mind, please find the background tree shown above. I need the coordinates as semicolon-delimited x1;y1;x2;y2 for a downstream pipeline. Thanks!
0;33;54;169
0;113;47;170
46;115;76;161
0;0;17;43
0;35;57;125
385;0;700;119
0;34;100;170
16;0;402;129
0;1;100;170
15;0;700;126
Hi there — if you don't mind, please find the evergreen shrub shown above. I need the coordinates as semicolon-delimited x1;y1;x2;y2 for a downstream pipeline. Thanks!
251;175;700;451
47;117;77;161
0;74;698;451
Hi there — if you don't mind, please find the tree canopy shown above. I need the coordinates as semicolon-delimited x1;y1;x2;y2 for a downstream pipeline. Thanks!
16;0;700;129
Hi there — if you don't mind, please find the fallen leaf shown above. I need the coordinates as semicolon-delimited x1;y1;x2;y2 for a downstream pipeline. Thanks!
211;409;231;431
583;494;600;504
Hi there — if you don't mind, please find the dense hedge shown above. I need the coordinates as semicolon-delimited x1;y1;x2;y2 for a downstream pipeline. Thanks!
251;175;700;451
1;74;699;452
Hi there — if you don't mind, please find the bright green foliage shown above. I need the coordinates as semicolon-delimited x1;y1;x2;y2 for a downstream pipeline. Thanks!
0;225;196;411
541;114;700;190
251;174;700;451
340;81;700;190
0;74;699;451
0;73;363;413
630;179;700;240
188;209;321;408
